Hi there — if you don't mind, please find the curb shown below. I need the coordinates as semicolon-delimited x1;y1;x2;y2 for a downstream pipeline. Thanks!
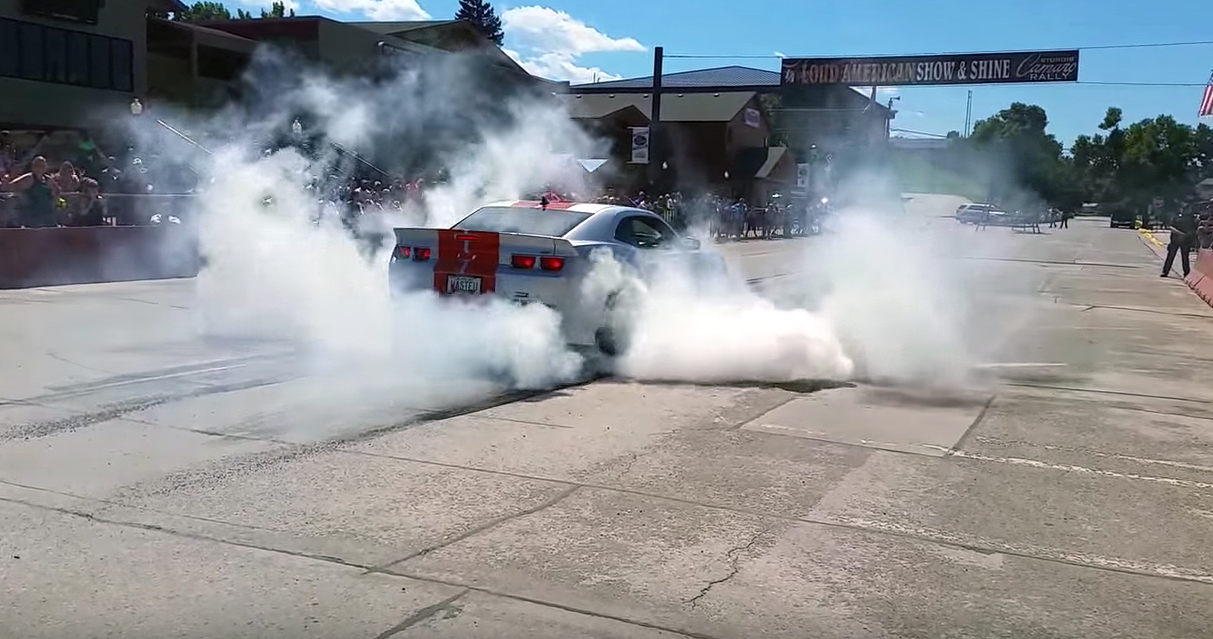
1138;230;1213;310
1138;229;1166;259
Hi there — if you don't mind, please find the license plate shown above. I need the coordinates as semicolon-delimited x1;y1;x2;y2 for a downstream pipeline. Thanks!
446;275;482;294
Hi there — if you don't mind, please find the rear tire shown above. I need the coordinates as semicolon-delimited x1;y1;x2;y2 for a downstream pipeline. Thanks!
596;290;634;357
595;327;621;357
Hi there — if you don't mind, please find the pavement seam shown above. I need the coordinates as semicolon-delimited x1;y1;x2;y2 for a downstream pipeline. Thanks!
0;477;290;535
0;492;717;639
0;492;368;569
327;375;606;449
1006;382;1213;406
685;527;772;608
368;485;582;573
0;377;300;442
947;394;997;455
372;570;721;639
1080;303;1213;320
327;449;1213;587
371;590;469;639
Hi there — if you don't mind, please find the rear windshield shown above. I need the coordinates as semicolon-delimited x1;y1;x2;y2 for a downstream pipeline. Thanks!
454;206;592;237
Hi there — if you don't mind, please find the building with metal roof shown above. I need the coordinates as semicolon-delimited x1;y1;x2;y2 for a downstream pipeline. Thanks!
568;64;894;152
572;65;783;93
569;65;884;109
564;91;759;123
0;0;189;129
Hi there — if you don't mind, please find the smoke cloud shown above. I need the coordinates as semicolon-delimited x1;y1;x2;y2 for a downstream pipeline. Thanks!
105;43;1033;423
120;47;593;406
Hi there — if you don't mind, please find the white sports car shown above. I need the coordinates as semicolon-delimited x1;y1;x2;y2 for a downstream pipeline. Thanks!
389;199;727;355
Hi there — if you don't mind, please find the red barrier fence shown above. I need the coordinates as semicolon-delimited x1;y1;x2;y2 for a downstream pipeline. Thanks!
1185;249;1213;308
0;225;199;289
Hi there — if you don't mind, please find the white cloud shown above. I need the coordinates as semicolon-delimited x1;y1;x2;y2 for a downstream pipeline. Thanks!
501;6;643;83
309;0;430;20
505;49;621;84
502;6;644;56
774;51;786;58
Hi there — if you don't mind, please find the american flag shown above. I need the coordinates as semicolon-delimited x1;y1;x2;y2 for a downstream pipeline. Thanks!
1201;69;1213;118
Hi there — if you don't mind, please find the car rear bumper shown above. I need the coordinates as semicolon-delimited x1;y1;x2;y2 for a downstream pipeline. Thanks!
388;264;598;347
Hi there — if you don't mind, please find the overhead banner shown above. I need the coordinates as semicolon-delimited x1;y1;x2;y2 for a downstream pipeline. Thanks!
630;127;649;164
781;50;1080;87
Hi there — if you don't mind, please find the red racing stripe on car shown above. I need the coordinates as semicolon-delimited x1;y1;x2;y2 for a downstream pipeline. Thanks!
434;229;499;295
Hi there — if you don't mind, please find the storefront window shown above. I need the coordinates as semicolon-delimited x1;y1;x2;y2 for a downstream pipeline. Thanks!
66;30;89;85
88;33;110;89
0;17;132;92
111;39;132;92
0;20;19;78
44;27;67;84
18;21;43;81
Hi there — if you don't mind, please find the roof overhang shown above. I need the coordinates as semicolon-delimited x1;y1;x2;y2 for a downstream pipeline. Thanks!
756;146;788;179
149;0;189;13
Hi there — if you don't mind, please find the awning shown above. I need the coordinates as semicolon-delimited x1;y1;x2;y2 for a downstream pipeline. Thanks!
577;159;609;173
755;146;787;180
730;146;789;181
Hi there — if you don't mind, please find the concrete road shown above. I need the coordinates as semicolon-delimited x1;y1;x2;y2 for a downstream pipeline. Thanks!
5;200;1213;638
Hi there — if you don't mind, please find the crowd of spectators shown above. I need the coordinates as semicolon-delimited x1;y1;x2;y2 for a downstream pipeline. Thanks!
592;188;804;241
1193;199;1213;249
0;130;196;229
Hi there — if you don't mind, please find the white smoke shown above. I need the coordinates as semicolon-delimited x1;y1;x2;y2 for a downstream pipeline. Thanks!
579;248;855;383
577;194;1002;387
130;48;592;398
117;45;1012;409
814;207;976;386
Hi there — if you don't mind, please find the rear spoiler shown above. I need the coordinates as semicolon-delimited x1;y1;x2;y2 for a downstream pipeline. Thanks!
392;228;578;258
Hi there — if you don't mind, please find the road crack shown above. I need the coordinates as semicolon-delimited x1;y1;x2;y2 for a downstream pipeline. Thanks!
686;528;771;608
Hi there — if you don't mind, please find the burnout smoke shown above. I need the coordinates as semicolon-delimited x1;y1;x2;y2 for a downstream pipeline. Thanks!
581;249;855;383
125;46;592;404
814;206;976;385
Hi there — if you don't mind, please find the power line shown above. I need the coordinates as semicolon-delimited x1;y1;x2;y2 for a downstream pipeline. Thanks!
665;38;1213;60
890;128;950;138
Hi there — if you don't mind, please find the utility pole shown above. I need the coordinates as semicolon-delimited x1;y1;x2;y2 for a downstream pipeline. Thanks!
649;46;663;189
964;90;973;137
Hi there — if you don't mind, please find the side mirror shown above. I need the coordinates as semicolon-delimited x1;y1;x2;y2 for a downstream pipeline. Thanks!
681;236;701;250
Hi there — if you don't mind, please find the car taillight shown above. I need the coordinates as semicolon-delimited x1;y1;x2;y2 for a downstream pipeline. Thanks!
511;254;536;269
539;256;565;271
413;247;431;261
395;245;411;259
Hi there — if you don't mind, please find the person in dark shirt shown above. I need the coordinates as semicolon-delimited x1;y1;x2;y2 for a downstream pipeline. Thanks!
69;178;106;226
1162;206;1198;278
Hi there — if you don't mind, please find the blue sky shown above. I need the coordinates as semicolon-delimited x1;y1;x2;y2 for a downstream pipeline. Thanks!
238;0;1213;146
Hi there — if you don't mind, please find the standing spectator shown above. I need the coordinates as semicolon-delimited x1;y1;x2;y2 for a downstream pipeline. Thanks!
0;131;15;177
1162;205;1198;279
2;156;59;228
67;178;106;226
54;161;80;194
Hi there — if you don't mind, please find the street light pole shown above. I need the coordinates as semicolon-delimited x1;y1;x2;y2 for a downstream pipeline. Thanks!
648;46;663;190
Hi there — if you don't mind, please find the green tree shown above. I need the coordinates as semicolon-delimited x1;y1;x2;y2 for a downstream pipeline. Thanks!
173;1;286;21
969;102;1065;208
455;0;505;46
175;1;234;20
261;1;295;17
